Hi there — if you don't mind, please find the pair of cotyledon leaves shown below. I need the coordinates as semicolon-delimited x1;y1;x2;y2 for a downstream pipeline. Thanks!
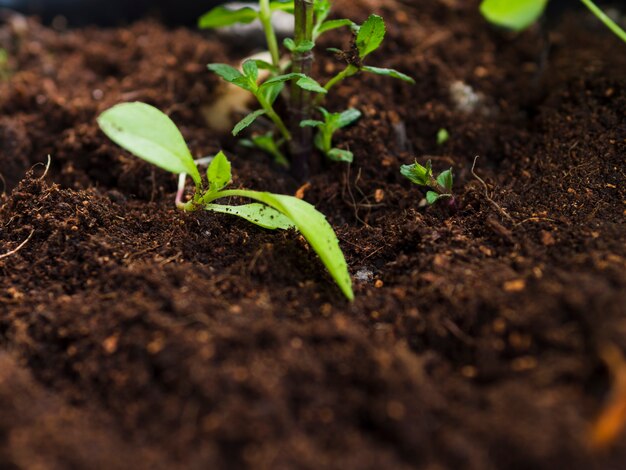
98;102;354;301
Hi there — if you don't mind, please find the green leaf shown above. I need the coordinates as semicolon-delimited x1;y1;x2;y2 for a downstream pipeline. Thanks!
361;66;415;84
240;132;289;167
242;60;259;82
437;128;450;145
97;102;201;185
262;81;285;104
261;72;303;87
207;63;243;83
295;76;327;94
426;191;442;205
216;190;354;300
316;19;354;36
198;6;258;29
300;119;324;128
479;0;548;31
327;148;354;163
284;38;314;53
205;203;294;230
232;109;267;136
436;169;454;192
253;59;280;74
336;109;362;128
207;151;232;192
400;161;432;186
356;14;386;59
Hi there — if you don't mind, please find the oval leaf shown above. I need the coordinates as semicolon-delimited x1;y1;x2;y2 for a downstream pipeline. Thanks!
205;203;294;230
207;151;232;192
209;190;354;300
356;15;386;59
233;109;267;136
198;6;258;29
480;0;548;31
361;66;415;84
97;102;201;185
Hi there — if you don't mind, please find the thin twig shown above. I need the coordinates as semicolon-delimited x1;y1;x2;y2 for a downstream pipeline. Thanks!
0;229;34;260
471;156;514;222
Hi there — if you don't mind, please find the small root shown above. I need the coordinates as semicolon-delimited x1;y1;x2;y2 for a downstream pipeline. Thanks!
0;229;35;260
471;156;514;222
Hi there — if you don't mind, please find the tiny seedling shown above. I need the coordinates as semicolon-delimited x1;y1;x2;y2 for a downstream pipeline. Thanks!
200;1;414;177
300;107;361;162
436;128;450;146
97;102;354;301
401;160;455;206
480;0;626;43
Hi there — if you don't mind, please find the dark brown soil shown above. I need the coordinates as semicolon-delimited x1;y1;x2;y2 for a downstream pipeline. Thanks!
1;0;625;468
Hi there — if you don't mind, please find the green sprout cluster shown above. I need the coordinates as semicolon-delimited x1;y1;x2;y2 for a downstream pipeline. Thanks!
401;160;455;207
98;102;354;300
200;0;414;177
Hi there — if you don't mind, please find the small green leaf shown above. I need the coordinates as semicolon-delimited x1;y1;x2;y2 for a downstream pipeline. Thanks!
216;190;354;300
284;38;314;53
283;38;296;52
253;59;280;74
356;14;386;59
336;109;362;128
300;120;324;128
207;151;232;192
327;148;354;163
361;66;415;84
437;128;450;145
316;19;354;36
426;191;442;205
436;169;454;192
295;76;327;94
97;102;201;185
232;109;267;136
198;6;258;29
400;161;432;186
205;203;294;230
479;0;548;31
207;63;243;83
261;72;303;87
262;81;285;104
242;60;259;82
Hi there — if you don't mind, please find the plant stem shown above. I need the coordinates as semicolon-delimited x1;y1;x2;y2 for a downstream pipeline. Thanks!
256;92;292;141
315;65;356;105
580;0;626;44
289;0;316;180
259;0;281;67
183;188;272;212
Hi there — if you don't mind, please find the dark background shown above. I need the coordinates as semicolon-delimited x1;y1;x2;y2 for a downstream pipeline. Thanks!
1;0;625;27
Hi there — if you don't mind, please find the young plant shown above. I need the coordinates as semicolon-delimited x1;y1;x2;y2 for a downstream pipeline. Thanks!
401;160;455;207
480;0;626;43
97;102;354;301
300;107;361;162
199;1;414;177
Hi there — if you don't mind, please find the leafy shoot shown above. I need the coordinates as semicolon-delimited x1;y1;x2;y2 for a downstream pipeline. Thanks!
98;102;354;300
401;159;456;206
300;107;361;162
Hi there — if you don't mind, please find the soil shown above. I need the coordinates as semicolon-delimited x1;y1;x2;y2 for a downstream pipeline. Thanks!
1;0;625;468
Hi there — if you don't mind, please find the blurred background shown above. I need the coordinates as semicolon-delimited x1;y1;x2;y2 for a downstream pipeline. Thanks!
0;0;625;27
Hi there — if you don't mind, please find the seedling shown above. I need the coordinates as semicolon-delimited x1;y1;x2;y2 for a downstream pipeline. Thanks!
401;160;455;206
300;107;361;162
480;0;626;43
200;1;414;177
97;102;354;301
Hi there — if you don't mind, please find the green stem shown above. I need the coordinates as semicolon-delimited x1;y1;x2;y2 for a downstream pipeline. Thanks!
259;0;281;67
290;0;316;179
580;0;626;44
315;65;356;105
256;92;292;141
182;188;271;212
